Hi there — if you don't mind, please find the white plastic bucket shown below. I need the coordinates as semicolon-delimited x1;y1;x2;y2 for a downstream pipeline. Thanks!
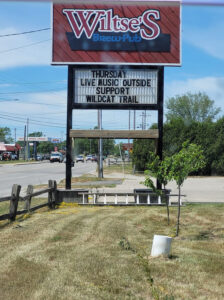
151;235;172;257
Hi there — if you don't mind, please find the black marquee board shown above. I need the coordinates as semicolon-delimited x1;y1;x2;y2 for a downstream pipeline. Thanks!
66;65;164;189
73;65;162;111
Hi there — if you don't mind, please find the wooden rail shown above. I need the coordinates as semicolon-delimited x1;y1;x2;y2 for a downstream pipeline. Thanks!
0;180;58;222
70;129;159;139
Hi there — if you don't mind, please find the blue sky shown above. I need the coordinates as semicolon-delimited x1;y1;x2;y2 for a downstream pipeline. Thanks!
0;1;224;141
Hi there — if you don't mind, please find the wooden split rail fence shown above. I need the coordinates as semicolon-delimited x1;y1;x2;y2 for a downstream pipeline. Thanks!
0;183;185;222
0;180;57;222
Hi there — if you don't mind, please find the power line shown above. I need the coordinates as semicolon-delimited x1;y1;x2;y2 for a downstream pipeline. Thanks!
0;88;65;95
0;28;50;38
0;78;66;86
0;115;66;129
0;112;65;126
0;39;51;54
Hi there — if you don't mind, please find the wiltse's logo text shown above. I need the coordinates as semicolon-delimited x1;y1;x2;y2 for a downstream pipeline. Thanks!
63;9;161;41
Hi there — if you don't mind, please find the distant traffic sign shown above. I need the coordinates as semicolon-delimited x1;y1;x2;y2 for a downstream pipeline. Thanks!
18;137;49;142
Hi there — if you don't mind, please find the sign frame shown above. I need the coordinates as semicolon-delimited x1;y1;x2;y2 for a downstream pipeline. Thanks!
72;65;163;110
65;64;164;189
52;2;181;66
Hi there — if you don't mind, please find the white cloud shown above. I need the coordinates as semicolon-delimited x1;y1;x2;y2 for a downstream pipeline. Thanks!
165;76;224;112
0;27;51;69
184;21;224;60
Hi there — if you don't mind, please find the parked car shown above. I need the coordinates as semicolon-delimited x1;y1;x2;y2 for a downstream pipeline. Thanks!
2;152;12;160
76;155;84;163
91;155;98;162
50;152;63;163
42;154;50;160
36;155;43;161
86;155;92;162
11;153;17;160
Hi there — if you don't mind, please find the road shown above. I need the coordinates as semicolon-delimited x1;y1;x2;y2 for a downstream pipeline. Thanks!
0;161;97;197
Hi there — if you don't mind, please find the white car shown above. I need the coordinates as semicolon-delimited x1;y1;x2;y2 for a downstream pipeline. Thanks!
50;152;63;163
76;155;84;163
86;155;92;162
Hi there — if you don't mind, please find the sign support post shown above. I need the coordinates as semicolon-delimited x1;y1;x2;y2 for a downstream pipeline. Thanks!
157;67;164;189
98;109;103;178
66;65;74;189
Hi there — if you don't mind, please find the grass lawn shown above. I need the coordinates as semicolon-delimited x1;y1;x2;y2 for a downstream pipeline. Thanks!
0;203;223;299
34;175;122;189
0;197;48;216
104;163;134;174
0;160;27;165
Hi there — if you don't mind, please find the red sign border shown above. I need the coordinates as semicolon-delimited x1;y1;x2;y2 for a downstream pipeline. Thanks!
51;2;182;66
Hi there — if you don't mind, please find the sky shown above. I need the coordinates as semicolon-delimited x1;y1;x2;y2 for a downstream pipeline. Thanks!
0;0;224;142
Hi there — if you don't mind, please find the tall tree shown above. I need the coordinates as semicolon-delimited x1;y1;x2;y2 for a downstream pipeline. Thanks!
29;132;43;137
166;92;220;123
0;127;13;143
132;139;155;171
37;142;54;154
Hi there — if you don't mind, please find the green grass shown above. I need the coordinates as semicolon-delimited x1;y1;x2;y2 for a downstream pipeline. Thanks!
0;197;48;216
0;203;223;299
104;163;134;174
0;160;25;165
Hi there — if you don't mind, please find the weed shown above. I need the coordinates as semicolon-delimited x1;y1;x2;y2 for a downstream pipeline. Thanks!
119;237;136;252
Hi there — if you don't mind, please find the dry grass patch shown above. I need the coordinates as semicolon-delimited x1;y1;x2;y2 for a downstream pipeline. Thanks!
0;197;48;216
104;163;133;175
0;204;223;299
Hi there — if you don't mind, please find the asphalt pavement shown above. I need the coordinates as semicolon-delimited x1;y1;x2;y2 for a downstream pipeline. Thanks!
0;161;97;197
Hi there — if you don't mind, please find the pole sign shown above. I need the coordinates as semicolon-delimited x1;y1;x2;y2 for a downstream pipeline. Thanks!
18;137;49;142
74;68;158;109
52;1;181;66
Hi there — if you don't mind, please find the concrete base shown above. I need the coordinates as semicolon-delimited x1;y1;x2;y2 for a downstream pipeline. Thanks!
57;189;89;203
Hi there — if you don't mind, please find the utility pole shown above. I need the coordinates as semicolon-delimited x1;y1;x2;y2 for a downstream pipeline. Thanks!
14;128;16;143
133;110;136;130
128;110;130;161
23;125;26;160
26;118;29;161
98;109;103;178
140;111;150;130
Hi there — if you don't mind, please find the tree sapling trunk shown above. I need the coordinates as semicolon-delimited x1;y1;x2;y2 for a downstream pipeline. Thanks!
176;185;181;236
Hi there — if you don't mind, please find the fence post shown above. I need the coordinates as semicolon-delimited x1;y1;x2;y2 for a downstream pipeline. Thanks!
48;180;53;209
52;180;57;208
24;185;33;211
9;184;21;221
48;180;57;209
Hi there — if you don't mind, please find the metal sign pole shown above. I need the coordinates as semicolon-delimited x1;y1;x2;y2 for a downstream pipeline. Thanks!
98;109;103;178
66;66;74;189
157;67;164;189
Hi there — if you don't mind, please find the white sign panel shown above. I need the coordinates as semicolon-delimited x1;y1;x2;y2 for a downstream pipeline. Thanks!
18;137;49;142
74;69;158;106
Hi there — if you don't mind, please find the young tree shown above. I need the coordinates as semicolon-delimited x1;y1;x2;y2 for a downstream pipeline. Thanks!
166;92;220;123
170;142;206;236
143;153;173;225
